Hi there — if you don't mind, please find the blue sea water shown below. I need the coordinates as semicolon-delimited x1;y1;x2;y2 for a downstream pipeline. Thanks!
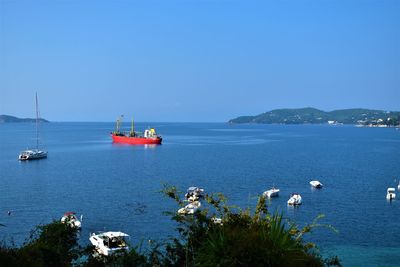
0;122;399;266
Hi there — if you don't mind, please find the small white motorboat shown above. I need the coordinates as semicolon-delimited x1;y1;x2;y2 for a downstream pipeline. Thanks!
263;187;280;198
211;217;223;225
89;231;129;256
386;188;396;200
398;181;400;191
60;212;81;229
310;180;323;188
178;201;201;215
287;193;302;205
185;187;205;202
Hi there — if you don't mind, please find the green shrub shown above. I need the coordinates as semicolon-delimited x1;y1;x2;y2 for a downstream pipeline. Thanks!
159;185;340;267
0;187;340;267
0;221;79;267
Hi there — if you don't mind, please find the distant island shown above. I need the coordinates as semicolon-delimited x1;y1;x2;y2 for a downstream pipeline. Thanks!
0;115;49;123
228;107;400;127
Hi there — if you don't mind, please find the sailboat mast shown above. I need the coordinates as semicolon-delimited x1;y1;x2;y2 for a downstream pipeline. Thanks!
35;92;39;150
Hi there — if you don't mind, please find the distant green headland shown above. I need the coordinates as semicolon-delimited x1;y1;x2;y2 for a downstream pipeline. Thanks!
0;115;49;123
229;107;400;127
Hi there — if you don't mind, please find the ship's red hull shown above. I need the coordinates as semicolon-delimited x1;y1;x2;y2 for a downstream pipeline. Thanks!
111;134;162;145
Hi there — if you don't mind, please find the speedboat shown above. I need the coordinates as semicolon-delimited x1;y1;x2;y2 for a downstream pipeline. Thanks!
263;187;280;198
89;231;129;256
60;212;81;229
386;188;396;200
178;201;201;215
185;187;205;202
287;193;302;205
310;180;323;188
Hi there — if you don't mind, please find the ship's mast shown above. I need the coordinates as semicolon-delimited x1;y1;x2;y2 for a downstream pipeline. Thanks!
130;117;134;136
116;115;124;133
116;118;119;133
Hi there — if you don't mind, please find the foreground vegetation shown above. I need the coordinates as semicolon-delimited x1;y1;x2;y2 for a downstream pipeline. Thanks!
0;186;340;266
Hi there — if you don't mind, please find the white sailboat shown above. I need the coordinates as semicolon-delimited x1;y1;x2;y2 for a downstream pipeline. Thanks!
19;93;48;160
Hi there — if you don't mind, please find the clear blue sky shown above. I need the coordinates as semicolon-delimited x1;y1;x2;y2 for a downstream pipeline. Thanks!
1;0;399;122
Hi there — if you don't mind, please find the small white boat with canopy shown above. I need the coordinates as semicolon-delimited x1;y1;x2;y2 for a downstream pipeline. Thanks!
310;180;323;188
387;188;396;200
185;187;205;202
60;212;82;229
287;193;302;205
89;231;129;256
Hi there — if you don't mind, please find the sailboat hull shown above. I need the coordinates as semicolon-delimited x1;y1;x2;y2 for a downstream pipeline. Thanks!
19;150;48;160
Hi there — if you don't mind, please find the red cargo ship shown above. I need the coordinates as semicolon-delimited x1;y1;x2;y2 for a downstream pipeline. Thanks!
111;116;162;145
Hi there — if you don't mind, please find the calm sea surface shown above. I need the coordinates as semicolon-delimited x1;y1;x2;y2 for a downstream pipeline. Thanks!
0;122;399;266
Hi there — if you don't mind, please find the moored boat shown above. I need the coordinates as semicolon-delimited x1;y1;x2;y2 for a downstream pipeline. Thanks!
211;217;223;225
178;201;201;215
263;187;280;198
386;188;396;200
287;193;302;205
89;231;129;256
185;187;205;202
19;93;47;161
60;212;82;229
310;180;323;188
111;116;162;145
19;149;47;160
